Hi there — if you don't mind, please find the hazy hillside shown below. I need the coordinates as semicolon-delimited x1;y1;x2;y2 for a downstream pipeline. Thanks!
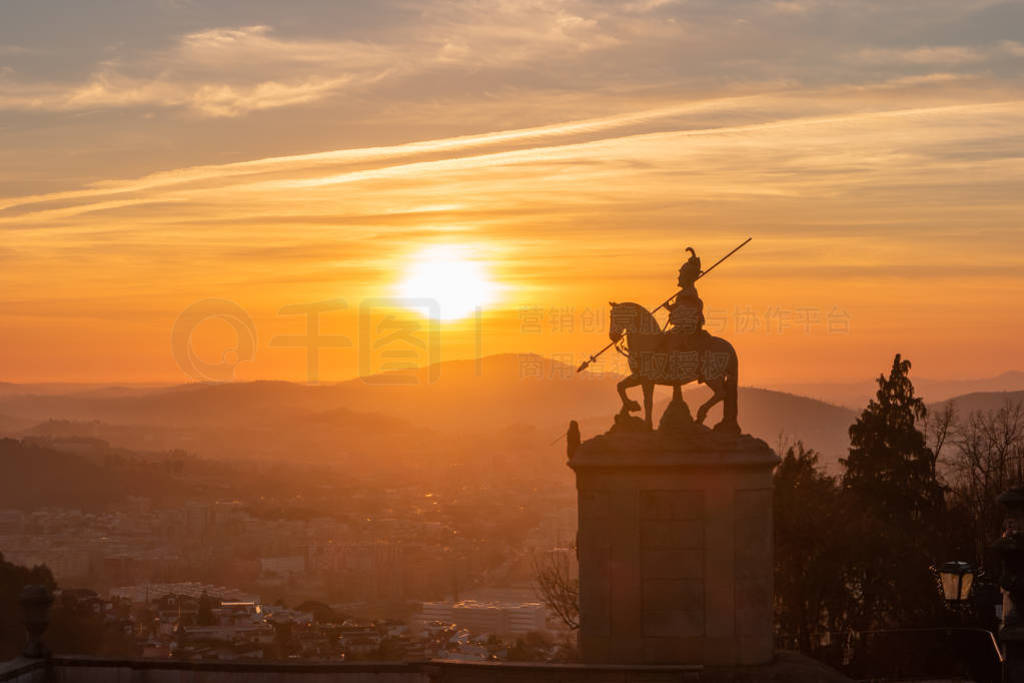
732;388;856;466
773;371;1024;409
8;360;1017;480
8;362;1015;481
0;354;865;475
0;437;391;514
933;390;1024;416
0;438;191;510
0;382;164;398
0;414;33;434
17;354;1021;478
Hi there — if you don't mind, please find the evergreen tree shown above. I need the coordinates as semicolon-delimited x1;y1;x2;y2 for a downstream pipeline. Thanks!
0;554;135;658
774;443;850;654
0;553;56;660
840;354;946;629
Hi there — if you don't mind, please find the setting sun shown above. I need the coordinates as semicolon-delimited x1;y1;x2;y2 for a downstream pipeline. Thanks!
397;246;497;321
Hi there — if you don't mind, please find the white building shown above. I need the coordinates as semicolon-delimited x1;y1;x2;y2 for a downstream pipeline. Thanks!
502;603;547;634
419;600;547;637
260;555;305;576
109;582;258;605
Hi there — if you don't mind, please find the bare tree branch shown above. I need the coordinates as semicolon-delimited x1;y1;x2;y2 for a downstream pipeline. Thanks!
531;549;579;631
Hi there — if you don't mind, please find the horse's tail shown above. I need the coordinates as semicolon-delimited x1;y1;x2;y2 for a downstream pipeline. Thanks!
723;349;739;428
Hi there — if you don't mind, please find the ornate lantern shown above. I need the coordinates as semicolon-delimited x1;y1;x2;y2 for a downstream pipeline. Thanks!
939;561;975;602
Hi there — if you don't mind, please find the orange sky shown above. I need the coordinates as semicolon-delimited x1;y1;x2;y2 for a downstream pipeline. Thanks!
1;2;1022;385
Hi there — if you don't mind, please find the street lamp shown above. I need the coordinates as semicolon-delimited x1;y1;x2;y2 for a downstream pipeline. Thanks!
939;561;975;603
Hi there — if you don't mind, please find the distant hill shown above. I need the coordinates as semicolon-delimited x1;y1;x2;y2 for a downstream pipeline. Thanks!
0;414;32;434
0;354;862;474
772;371;1024;409
9;357;1022;512
0;438;193;510
0;355;624;431
933;390;1024;416
731;388;856;467
0;382;170;397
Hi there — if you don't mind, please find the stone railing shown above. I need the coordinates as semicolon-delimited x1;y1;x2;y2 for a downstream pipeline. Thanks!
0;655;845;683
1;585;846;682
0;658;46;683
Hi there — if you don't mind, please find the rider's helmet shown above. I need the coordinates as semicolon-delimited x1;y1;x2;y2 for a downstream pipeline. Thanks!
678;247;702;290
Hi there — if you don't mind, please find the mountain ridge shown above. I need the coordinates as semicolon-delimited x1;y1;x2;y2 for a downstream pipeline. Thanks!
0;354;1020;477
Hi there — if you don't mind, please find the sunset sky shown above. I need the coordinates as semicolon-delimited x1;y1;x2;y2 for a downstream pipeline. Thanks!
2;0;1022;385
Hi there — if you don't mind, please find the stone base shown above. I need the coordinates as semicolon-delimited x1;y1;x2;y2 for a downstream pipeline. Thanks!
569;415;779;666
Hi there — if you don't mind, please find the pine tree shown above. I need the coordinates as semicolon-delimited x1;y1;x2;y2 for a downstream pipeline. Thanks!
840;354;946;629
0;553;56;660
774;443;850;655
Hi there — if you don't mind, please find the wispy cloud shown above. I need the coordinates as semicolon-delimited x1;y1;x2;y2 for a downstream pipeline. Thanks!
1000;41;1024;57
850;39;1024;67
2;2;1021;122
4;90;1021;232
0;93;773;213
0;2;625;118
851;45;987;66
0;25;395;116
0;45;36;55
424;0;622;64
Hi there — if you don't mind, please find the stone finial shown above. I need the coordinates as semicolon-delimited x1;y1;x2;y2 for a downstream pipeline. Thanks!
567;420;581;460
19;584;54;659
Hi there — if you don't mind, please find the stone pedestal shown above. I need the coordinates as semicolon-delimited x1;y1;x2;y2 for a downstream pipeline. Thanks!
569;415;779;666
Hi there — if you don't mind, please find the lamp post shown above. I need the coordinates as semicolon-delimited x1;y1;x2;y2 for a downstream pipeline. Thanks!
940;561;976;604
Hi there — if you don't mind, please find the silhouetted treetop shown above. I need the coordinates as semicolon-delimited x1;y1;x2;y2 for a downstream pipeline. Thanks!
838;354;948;631
842;354;943;520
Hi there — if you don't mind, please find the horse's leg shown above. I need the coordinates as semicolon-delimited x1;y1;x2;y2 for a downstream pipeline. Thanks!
714;351;740;434
696;378;725;425
617;375;643;413
642;382;654;428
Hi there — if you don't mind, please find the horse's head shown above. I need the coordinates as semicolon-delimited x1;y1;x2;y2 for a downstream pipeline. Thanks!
608;301;624;342
602;301;643;342
609;301;660;341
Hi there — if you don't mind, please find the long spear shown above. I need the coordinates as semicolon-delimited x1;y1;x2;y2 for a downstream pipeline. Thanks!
576;237;751;373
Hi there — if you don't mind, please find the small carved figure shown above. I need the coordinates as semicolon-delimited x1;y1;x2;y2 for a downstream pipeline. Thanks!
567;420;581;459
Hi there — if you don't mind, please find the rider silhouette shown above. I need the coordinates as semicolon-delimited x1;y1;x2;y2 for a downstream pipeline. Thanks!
666;247;706;335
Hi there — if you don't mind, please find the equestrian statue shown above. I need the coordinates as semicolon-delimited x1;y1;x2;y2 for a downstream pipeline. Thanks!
578;239;750;434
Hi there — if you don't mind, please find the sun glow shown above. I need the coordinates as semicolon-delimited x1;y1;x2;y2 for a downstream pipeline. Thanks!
397;246;497;321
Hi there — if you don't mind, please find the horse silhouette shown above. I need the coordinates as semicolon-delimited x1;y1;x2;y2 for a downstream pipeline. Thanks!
608;301;739;433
